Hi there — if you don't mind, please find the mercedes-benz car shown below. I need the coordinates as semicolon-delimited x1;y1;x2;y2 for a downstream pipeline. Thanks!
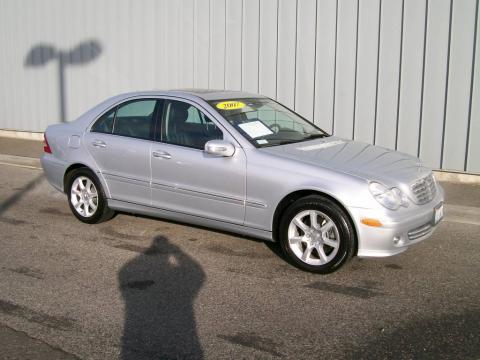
41;89;444;273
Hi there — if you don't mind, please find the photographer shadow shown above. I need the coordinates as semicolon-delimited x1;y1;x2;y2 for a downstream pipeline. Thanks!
119;236;205;359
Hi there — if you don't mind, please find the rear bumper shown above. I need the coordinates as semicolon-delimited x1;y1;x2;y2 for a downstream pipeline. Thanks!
350;186;444;257
40;154;67;192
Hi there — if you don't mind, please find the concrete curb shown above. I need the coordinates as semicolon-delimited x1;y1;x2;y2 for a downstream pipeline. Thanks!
0;129;44;141
0;154;42;170
444;204;480;226
433;170;480;185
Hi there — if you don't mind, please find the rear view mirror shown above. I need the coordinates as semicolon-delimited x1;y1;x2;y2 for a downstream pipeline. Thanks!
204;140;235;157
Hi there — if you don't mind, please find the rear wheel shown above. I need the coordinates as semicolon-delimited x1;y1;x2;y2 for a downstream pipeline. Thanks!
66;168;114;224
279;195;355;273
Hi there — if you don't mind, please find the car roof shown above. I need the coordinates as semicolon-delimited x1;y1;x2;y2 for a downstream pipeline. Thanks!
113;89;266;102
69;89;267;131
171;89;266;101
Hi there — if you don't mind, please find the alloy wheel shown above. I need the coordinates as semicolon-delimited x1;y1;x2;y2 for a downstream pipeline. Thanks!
70;176;98;218
287;209;340;266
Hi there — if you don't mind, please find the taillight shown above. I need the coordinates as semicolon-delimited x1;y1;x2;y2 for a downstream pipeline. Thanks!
43;134;52;154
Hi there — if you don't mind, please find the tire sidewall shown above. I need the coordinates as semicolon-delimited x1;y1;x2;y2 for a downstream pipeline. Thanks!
279;196;355;274
66;168;108;224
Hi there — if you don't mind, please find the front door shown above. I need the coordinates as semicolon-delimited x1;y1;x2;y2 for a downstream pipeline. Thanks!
150;99;246;225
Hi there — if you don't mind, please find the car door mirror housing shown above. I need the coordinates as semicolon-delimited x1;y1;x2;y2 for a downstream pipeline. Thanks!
204;140;235;157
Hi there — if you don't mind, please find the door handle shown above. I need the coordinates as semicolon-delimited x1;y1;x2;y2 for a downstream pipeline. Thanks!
92;139;107;148
152;150;171;159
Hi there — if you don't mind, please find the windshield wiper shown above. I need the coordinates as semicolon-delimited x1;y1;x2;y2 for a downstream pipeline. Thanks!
257;133;330;148
277;133;328;145
302;133;328;140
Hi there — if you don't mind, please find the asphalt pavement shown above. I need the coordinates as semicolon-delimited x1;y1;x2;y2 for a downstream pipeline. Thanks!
0;139;479;359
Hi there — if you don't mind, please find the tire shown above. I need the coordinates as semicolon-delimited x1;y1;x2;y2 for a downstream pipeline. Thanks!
66;167;114;224
279;195;356;274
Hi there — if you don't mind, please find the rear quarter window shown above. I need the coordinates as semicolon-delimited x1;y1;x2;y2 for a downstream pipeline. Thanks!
91;108;115;134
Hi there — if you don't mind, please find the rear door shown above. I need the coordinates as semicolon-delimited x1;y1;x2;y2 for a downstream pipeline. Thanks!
85;98;161;205
150;98;246;224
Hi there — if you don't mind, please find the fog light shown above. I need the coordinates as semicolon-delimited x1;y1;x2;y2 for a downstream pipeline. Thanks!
393;236;404;246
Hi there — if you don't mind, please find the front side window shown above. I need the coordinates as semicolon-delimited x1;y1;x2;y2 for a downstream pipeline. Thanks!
209;98;329;147
113;99;157;140
161;100;223;149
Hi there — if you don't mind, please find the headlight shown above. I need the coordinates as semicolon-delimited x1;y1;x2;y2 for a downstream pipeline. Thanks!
368;182;409;210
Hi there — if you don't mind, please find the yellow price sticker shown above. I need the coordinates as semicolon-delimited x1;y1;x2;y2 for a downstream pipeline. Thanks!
216;101;246;110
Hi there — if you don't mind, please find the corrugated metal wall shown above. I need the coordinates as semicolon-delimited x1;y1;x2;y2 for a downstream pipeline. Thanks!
0;0;479;173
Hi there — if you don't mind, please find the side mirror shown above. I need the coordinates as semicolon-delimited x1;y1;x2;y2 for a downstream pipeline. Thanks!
204;140;235;157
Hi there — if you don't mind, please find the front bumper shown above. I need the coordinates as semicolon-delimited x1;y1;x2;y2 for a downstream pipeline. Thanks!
350;186;444;257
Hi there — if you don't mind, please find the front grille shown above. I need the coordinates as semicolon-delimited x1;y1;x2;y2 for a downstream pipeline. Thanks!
408;223;433;241
410;173;437;205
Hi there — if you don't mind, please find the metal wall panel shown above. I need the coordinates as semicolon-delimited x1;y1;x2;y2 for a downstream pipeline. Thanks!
442;0;477;171
181;0;195;88
354;0;380;144
258;0;277;98
396;0;426;156
467;0;480;173
313;0;337;133
333;0;358;139
194;0;211;88
419;0;451;169
166;1;180;88
0;0;479;174
242;0;260;94
375;0;403;149
295;0;317;120
225;0;242;90
209;0;226;89
276;0;297;109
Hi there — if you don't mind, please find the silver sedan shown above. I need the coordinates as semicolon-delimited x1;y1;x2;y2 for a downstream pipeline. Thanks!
41;90;444;273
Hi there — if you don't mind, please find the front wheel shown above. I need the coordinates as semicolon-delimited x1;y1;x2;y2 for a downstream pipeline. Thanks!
67;168;114;224
279;195;356;273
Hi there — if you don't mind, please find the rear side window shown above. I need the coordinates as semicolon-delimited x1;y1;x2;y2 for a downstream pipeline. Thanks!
113;100;157;140
91;108;115;134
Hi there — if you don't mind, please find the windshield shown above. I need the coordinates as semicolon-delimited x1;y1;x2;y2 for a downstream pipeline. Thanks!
208;98;329;148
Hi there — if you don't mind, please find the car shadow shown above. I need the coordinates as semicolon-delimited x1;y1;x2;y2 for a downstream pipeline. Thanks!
118;211;295;270
122;211;265;244
120;210;295;264
118;235;205;359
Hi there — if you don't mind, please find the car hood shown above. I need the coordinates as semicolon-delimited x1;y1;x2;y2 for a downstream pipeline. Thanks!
260;136;431;186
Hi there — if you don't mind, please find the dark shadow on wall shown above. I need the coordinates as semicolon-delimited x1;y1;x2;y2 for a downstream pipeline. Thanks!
24;40;102;123
119;235;205;359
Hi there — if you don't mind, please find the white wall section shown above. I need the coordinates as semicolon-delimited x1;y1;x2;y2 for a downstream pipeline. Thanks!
0;0;478;173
